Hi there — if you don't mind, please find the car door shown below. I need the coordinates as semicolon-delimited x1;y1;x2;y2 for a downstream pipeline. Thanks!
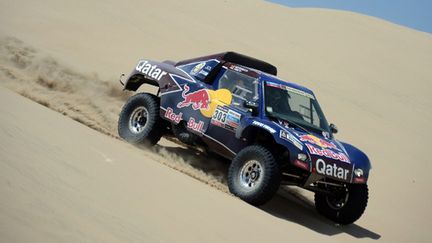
204;63;260;154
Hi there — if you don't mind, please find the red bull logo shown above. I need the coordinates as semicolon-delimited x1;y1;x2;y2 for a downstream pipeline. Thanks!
187;117;204;133
306;144;350;163
299;134;339;150
164;107;182;124
177;84;210;110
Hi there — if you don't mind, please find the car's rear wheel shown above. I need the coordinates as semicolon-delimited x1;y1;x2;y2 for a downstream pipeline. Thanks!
228;145;281;206
118;93;162;145
314;183;368;224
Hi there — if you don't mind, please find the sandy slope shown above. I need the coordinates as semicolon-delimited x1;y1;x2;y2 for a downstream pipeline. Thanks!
0;0;432;242
0;87;379;242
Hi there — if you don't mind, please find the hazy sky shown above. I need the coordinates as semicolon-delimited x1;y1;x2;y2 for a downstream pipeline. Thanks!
270;0;432;33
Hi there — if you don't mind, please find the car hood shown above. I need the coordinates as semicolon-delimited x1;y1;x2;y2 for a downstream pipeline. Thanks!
282;128;371;183
291;130;351;163
245;119;370;182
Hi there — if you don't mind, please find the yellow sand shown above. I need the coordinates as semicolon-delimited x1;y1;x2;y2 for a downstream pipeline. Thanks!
1;0;431;242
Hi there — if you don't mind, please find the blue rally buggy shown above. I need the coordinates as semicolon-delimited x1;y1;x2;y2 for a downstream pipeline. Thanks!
118;52;371;224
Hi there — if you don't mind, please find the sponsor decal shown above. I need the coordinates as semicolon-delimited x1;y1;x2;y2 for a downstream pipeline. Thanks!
177;84;233;118
178;59;219;80
191;62;206;75
280;130;303;150
177;84;210;110
226;110;241;128
284;86;315;100
252;121;276;134
187;117;204;133
265;81;315;100
211;106;227;126
135;60;167;81
315;159;351;181
211;106;241;132
164;107;182;124
278;119;290;128
306;144;350;163
266;81;280;88
198;70;209;76
299;134;339;151
229;64;249;73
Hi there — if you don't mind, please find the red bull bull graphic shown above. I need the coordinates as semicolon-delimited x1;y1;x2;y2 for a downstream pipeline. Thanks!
306;144;350;163
177;84;210;110
299;134;339;151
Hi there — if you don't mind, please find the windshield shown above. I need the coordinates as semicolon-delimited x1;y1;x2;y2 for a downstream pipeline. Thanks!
264;81;330;134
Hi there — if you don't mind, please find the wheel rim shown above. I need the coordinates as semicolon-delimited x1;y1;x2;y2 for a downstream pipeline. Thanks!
326;187;349;210
239;160;264;190
129;106;148;134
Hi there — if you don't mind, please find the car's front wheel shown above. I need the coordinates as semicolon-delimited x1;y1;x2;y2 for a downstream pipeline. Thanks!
314;183;368;224
228;145;281;206
118;93;162;146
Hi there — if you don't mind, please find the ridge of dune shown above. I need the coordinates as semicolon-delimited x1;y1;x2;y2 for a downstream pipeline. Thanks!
0;0;432;242
271;4;432;37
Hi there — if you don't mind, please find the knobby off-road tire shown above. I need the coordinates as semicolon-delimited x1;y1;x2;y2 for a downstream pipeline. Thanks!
228;145;281;206
118;93;163;146
314;183;368;224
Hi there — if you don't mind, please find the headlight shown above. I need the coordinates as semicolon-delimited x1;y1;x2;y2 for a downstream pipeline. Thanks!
354;168;364;177
297;153;308;161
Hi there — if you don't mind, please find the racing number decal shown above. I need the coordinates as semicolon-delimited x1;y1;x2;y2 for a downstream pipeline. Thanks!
212;109;227;123
211;106;241;132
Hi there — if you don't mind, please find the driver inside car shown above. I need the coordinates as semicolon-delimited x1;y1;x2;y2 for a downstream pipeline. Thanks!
266;86;304;121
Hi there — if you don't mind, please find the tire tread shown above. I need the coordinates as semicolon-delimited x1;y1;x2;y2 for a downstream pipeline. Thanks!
228;145;281;206
314;183;368;224
118;93;163;145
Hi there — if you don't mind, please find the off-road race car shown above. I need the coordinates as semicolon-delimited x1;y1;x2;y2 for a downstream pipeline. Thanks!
118;52;371;224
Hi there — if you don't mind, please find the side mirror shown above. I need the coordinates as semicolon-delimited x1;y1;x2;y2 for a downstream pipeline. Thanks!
330;123;338;134
244;100;259;115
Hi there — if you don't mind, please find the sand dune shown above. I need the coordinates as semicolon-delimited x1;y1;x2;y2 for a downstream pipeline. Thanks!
1;0;432;242
0;87;381;242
